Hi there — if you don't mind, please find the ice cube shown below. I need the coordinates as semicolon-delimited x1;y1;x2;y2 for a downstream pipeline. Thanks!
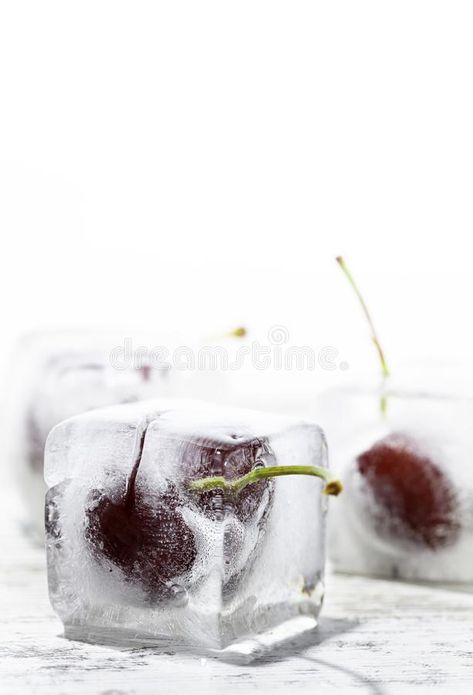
45;399;328;655
317;369;473;582
4;331;175;537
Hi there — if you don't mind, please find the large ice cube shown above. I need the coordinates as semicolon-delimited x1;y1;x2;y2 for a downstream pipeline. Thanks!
4;331;176;536
45;399;328;656
317;366;473;582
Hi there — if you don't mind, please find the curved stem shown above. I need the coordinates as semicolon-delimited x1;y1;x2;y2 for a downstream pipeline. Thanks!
336;256;390;378
188;465;343;496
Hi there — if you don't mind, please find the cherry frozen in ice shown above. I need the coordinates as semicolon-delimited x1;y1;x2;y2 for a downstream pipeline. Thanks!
336;256;461;552
356;433;460;549
85;480;198;602
84;424;340;602
84;431;276;601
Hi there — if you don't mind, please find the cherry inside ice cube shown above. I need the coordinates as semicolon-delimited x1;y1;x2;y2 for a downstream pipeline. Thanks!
45;400;329;653
357;433;460;549
84;429;274;601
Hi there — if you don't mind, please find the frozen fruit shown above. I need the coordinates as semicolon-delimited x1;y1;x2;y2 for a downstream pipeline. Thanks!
334;257;461;555
45;400;336;651
356;433;460;549
84;430;275;601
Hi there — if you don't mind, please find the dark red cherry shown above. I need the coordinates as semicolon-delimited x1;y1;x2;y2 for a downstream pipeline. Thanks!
85;481;197;601
356;433;460;549
84;431;274;601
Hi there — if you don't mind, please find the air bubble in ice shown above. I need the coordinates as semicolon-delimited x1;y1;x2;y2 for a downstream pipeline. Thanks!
169;584;188;607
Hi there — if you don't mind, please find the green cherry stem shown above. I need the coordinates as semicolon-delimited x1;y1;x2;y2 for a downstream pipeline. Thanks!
188;465;343;496
336;256;390;415
336;256;390;379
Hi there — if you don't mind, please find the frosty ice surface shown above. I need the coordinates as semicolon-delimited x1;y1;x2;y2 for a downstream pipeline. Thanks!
318;367;473;582
45;399;329;655
5;332;174;536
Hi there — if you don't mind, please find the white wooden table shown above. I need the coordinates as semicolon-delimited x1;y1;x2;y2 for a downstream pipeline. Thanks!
2;482;473;695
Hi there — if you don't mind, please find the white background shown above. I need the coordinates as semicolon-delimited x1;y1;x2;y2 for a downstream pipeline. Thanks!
0;1;472;393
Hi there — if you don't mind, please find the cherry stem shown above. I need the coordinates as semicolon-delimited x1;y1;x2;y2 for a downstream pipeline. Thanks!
188;465;343;496
336;256;390;379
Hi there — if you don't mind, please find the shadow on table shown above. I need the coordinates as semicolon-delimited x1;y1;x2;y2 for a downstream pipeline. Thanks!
258;616;357;659
241;617;386;693
60;615;359;668
248;616;384;694
299;655;386;695
237;615;357;666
